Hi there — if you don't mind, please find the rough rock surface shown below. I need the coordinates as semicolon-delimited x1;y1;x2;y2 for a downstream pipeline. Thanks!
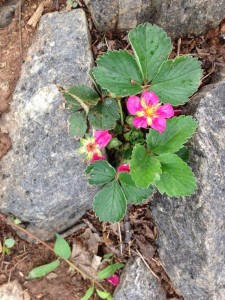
114;257;167;300
84;0;225;38
0;9;97;240
150;80;225;299
0;280;30;300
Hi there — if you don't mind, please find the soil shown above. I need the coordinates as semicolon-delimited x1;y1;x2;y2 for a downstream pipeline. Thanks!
1;0;225;299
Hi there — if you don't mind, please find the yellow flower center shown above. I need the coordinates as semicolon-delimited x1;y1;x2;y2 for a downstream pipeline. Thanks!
86;142;97;153
144;107;154;118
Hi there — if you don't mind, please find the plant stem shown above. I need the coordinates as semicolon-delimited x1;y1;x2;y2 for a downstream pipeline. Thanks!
0;213;106;292
117;98;124;126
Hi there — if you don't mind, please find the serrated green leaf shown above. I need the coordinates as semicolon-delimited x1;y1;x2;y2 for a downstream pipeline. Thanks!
151;56;202;105
4;238;15;248
27;259;60;279
119;172;153;204
68;111;87;138
98;263;124;279
96;290;111;299
63;93;82;112
88;98;120;130
93;180;127;223
130;144;161;188
88;160;116;186
64;85;99;107
129;23;172;82
93;50;143;97
80;287;95;300
54;234;71;259
155;153;196;197
176;146;189;162
146;116;198;154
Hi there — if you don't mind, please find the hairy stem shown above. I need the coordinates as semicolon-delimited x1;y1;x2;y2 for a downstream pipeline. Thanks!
117;98;124;126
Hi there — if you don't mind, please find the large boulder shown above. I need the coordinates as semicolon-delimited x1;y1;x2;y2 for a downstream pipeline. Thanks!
0;9;97;240
150;79;225;299
84;0;225;38
114;257;167;300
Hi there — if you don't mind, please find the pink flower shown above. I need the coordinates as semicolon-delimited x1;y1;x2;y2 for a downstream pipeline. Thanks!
107;274;120;286
78;131;112;161
126;91;174;133
94;130;112;148
90;153;105;163
117;164;130;173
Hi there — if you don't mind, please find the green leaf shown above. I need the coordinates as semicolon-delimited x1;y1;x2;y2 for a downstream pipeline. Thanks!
64;85;99;107
155;153;196;197
103;253;113;260
176;146;189;162
98;263;124;279
92;50;143;97
68;111;87;138
88;98;120;130
4;238;15;248
130;144;161;188
146;116;198;154
27;259;60;279
54;234;71;259
96;290;111;299
63;93;82;112
119;172;153;204
129;23;172;82
80;287;95;300
151;56;202;105
87;160;116;186
93;180;127;223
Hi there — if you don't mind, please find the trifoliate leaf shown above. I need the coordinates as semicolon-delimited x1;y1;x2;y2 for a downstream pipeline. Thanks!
129;23;172;82
92;50;143;97
93;180;127;223
151;56;203;105
98;263;124;279
54;234;71;259
27;259;60;279
130;144;161;188
68;111;87;138
146;116;198;154
119;172;154;204
155;153;196;197
88;98;120;130
176;146;189;162
87;160;116;186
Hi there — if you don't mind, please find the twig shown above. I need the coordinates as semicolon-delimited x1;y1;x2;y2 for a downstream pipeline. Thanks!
201;62;215;82
177;38;182;57
124;205;132;244
136;249;159;279
8;254;30;282
18;0;23;63
117;222;123;256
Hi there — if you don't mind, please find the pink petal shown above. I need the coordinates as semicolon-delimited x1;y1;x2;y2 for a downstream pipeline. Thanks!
107;274;120;286
141;91;159;106
132;116;148;129
151;117;166;133
94;130;112;148
117;164;130;173
126;96;142;115
156;104;174;118
90;153;105;163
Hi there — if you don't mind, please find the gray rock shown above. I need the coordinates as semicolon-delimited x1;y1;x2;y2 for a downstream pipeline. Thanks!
84;0;225;38
150;80;225;299
0;9;97;240
114;257;167;300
